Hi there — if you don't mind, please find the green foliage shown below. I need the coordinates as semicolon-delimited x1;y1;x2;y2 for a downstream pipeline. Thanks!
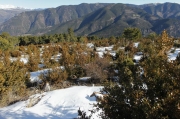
94;65;144;119
108;36;117;45
18;30;80;46
71;67;86;78
0;32;19;48
94;55;180;119
155;30;174;56
0;37;12;51
141;56;179;118
40;68;68;87
146;32;158;40
0;58;28;106
27;54;39;72
0;73;5;95
123;27;142;40
26;45;40;72
77;108;91;119
138;39;156;57
176;53;180;65
123;58;134;66
0;32;10;39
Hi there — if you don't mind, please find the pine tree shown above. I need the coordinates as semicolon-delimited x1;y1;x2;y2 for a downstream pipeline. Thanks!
27;53;39;72
176;53;180;65
94;54;180;119
41;45;53;68
156;30;174;56
0;57;28;106
123;27;142;41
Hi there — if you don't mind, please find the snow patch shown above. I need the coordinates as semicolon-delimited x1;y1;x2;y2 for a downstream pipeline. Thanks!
0;4;17;9
134;42;139;48
0;86;103;119
168;48;180;61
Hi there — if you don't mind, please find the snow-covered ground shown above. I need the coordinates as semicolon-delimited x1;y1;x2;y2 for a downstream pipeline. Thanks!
95;45;116;58
0;86;103;119
133;42;139;48
2;52;103;119
30;69;50;82
168;48;180;61
2;42;179;119
133;52;143;63
3;44;104;119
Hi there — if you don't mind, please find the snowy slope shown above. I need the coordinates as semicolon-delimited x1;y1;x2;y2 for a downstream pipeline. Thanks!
0;86;103;119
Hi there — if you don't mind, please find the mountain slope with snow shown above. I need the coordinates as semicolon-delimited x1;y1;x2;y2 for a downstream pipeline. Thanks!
0;5;18;9
0;5;31;25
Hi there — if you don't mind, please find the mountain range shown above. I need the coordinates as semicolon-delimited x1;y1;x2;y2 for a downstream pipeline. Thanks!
0;8;29;25
0;7;44;25
1;2;180;37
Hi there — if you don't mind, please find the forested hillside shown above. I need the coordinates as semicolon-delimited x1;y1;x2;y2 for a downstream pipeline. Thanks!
0;3;109;36
1;3;180;37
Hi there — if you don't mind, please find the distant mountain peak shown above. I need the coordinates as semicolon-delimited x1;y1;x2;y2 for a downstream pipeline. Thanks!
0;4;17;9
0;4;49;11
0;4;30;10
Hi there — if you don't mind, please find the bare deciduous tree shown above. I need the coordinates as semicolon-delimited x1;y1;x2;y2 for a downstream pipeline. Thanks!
83;57;110;83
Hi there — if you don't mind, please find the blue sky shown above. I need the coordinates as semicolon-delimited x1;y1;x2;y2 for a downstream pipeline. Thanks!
0;0;179;8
